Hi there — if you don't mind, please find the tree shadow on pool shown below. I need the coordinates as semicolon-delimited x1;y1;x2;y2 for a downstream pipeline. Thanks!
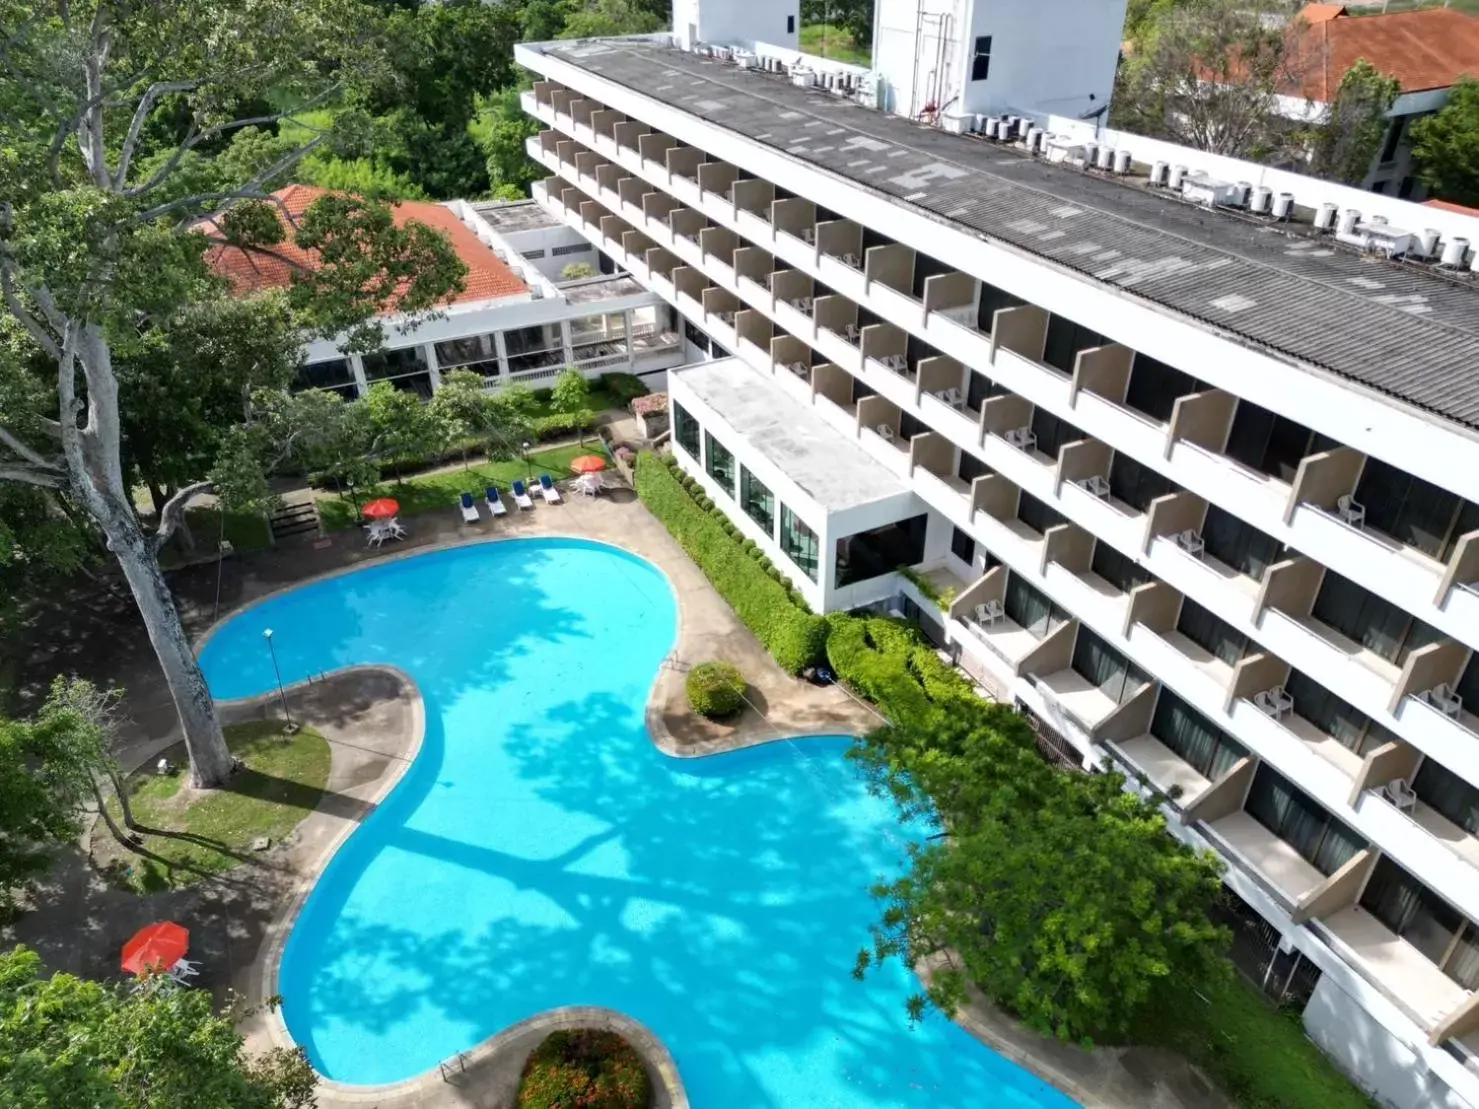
288;686;1052;1107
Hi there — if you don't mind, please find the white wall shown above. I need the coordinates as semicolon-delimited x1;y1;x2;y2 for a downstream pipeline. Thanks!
1304;976;1478;1109
674;0;798;52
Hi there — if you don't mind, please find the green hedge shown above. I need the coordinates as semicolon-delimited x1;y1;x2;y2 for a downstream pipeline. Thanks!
532;409;596;440
634;453;827;674
600;372;649;405
824;614;975;721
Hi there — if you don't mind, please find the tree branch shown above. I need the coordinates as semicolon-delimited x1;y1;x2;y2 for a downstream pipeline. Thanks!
0;256;62;361
151;479;214;553
0;465;62;488
0;426;63;471
134;133;329;226
114;79;201;187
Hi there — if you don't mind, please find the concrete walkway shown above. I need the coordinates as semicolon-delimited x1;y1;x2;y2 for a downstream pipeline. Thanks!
5;485;1229;1109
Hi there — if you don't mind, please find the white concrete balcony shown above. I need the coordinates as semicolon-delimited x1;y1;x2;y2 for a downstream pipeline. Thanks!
1314;908;1471;1034
1288;503;1447;629
1109;734;1215;807
1354;791;1479;924
1058;480;1146;562
1203;811;1330;912
913;468;974;534
1226;701;1363;814
1394;697;1479;792
1015;673;1103;765
1126;621;1235;714
1031;669;1130;737
918;392;983;450
1145;534;1262;629
1257;608;1403;735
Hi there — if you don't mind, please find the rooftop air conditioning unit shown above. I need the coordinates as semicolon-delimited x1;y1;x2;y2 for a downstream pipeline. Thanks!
733;50;756;69
1351;219;1413;257
1180;171;1239;207
1042;134;1085;165
790;65;816;88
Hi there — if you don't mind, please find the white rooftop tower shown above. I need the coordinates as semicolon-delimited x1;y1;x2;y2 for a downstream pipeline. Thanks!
672;0;800;52
871;0;1127;122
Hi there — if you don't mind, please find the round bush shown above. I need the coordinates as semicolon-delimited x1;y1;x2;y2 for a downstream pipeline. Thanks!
686;660;747;718
517;1029;653;1109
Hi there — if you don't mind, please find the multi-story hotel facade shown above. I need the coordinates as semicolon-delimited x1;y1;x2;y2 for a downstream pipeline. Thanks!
515;17;1479;1109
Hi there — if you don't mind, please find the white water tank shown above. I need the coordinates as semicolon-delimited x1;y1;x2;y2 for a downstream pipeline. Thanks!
1168;164;1187;189
1337;208;1360;236
1113;148;1132;174
1095;145;1114;169
1249;186;1272;213
1314;202;1338;231
1441;237;1470;266
1272;192;1294;219
1231;182;1251;207
1027;127;1043;153
983;116;1000;139
1415;228;1441;257
1150;160;1168;186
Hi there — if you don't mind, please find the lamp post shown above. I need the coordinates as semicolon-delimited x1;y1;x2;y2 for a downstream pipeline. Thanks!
262;628;298;735
522;439;532;486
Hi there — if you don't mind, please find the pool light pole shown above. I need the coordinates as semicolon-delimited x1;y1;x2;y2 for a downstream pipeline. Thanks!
262;628;298;735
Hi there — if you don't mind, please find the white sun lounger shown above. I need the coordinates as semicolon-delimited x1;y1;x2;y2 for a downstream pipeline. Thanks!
538;474;562;504
485;487;508;517
458;492;479;523
511;480;535;510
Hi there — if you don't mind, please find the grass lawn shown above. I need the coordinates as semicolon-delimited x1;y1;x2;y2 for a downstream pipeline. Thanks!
182;506;272;551
1146;974;1376;1109
799;23;872;67
317;442;595;531
101;721;331;893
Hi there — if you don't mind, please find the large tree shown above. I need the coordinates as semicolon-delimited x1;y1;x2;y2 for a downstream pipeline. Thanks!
1113;0;1304;159
850;707;1230;1045
1306;59;1401;187
1411;76;1479;208
0;945;316;1108
0;1;464;787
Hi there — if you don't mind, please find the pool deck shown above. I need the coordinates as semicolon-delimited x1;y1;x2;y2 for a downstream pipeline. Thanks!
3;484;1231;1109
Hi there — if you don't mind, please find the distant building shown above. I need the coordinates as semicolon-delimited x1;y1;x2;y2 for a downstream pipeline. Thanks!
204;184;683;400
1277;4;1479;198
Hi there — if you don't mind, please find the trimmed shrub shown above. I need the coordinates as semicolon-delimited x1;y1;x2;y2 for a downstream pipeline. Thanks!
635;453;827;674
517;1029;652;1109
686;661;747;718
532;409;596;441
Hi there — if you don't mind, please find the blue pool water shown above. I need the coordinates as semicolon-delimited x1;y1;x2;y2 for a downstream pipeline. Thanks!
200;539;1077;1107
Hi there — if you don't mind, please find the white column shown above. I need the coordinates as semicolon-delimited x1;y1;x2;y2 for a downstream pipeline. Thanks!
349;353;369;397
493;331;511;384
422;342;442;393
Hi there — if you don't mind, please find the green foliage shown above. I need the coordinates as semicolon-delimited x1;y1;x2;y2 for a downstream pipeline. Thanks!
532;409;598;441
1307;60;1401;186
600;373;650;405
558;0;666;39
560;262;597;280
476;87;545;199
801;0;874;50
295;155;429;200
686;661;748;718
1142;972;1378;1109
1412;76;1479;207
895;564;956;609
849;689;1232;1046
551;368;592;415
798;22;872;65
516;1029;653;1109
0;945;317;1109
634;453;827;674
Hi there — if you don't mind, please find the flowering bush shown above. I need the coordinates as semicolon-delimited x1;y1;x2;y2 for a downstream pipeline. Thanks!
517;1030;653;1109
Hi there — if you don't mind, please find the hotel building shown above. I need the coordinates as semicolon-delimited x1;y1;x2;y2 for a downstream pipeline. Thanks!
515;7;1479;1107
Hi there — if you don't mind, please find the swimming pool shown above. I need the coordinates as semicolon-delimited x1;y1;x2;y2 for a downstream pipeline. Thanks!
200;539;1077;1107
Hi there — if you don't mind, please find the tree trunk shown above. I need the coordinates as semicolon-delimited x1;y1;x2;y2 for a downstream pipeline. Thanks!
107;768;137;830
60;324;235;790
91;779;136;846
103;507;234;788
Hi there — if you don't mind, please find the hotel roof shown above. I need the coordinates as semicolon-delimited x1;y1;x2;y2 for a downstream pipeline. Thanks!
205;185;528;308
675;358;908;511
1290;6;1479;100
534;39;1479;433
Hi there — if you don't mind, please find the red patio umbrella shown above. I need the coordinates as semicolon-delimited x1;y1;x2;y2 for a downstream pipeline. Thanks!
569;455;606;474
121;921;189;975
361;498;400;520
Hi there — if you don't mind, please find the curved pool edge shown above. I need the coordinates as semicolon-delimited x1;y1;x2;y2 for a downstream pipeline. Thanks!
212;537;1091;1108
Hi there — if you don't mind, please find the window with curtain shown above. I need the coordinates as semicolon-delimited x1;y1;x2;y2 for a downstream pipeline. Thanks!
294;358;357;400
1003;574;1070;638
1150;689;1246;780
1311;570;1443;666
1223;402;1336;483
899;411;927;440
957;451;989;483
950;526;976;564
1175;599;1248;666
1355;457;1466;559
976;281;1024;334
1109;452;1176;512
1124;355;1202;423
740;467;775;536
1283;670;1383;754
780;505;819;581
672;402;701;459
1245;764;1364;876
1016;492;1065;537
1042;315;1106;374
1413;758;1479;837
704;432;736;498
1360;856;1465;967
1202;505;1281;581
1072;627;1149;704
966;370;1006;411
1090;541;1152;594
1030;408;1085;460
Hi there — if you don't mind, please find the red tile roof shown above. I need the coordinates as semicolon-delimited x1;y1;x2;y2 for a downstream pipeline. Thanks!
1425;198;1479;216
202;185;527;308
1299;4;1347;26
1290;8;1479;101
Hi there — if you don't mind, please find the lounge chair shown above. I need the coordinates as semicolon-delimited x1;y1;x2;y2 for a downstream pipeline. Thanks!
459;492;480;523
485;486;508;517
511;480;535;510
538;474;562;503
